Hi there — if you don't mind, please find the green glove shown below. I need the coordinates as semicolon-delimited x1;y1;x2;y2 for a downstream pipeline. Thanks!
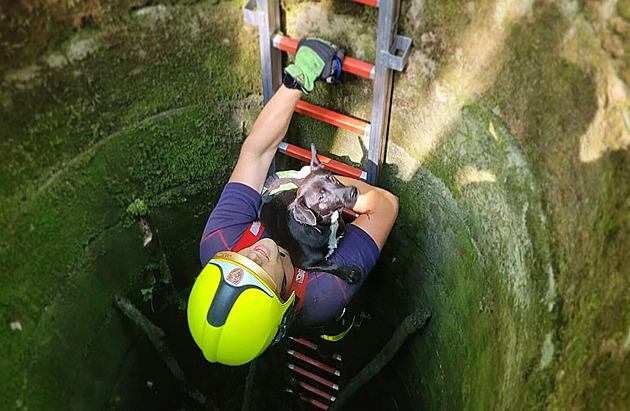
284;38;344;93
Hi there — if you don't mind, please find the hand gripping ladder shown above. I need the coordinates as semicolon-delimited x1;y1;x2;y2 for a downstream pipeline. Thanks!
243;0;412;184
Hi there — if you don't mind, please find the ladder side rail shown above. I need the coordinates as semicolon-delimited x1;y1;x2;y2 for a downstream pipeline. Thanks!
367;0;400;185
261;0;282;174
243;0;283;174
258;0;282;103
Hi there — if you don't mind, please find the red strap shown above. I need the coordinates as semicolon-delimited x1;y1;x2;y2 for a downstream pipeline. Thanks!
234;222;308;309
233;221;264;252
287;268;308;310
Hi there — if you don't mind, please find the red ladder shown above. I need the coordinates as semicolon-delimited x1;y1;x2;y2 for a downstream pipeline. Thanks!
243;0;411;184
285;337;343;410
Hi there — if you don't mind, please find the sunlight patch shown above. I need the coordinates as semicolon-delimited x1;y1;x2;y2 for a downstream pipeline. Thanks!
540;332;554;369
457;165;497;188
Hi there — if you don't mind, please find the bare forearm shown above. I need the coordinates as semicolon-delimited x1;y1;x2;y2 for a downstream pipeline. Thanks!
243;85;302;158
229;86;302;191
336;175;399;250
336;176;399;217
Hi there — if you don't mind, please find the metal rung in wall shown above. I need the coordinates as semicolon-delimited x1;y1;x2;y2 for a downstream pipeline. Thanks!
243;0;411;184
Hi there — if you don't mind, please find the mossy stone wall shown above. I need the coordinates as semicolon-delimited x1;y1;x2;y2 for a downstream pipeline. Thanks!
1;0;629;409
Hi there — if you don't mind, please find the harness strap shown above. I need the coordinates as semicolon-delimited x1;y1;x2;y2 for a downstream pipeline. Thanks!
287;268;308;311
261;167;311;204
233;221;264;252
320;317;355;342
232;221;308;309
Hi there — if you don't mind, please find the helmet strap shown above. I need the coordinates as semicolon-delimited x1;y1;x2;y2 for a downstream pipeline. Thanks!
272;299;297;346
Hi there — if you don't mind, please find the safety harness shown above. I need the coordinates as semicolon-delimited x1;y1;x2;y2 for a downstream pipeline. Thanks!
261;167;310;204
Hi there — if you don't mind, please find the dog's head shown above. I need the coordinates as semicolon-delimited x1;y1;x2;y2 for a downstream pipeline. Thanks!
290;144;359;226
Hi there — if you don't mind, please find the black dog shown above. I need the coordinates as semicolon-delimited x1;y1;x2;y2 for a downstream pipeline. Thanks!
259;145;361;283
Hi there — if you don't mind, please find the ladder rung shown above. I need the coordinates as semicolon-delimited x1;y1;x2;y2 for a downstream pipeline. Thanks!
296;100;370;137
348;0;378;6
289;337;342;361
287;349;341;376
297;381;337;402
299;394;329;410
289;336;318;350
279;142;367;181
288;364;340;390
273;35;375;80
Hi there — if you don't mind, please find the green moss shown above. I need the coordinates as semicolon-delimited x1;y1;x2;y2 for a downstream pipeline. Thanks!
0;2;251;409
2;0;629;409
482;2;630;409
388;98;559;409
618;0;630;21
126;198;149;218
419;0;487;41
0;101;242;407
488;4;597;168
371;166;503;409
0;2;258;207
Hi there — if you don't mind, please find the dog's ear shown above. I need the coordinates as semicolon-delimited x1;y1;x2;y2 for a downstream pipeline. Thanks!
310;144;324;171
290;196;317;226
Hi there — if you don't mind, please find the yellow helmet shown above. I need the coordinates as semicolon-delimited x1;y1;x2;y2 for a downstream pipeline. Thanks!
187;251;296;366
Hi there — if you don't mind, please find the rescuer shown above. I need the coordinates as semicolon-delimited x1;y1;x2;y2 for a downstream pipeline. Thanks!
187;38;398;366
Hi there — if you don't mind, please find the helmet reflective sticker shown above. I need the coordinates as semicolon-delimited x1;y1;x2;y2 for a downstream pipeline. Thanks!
227;268;243;285
213;260;274;297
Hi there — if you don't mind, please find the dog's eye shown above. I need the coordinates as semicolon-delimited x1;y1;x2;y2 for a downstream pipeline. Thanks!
279;251;286;257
